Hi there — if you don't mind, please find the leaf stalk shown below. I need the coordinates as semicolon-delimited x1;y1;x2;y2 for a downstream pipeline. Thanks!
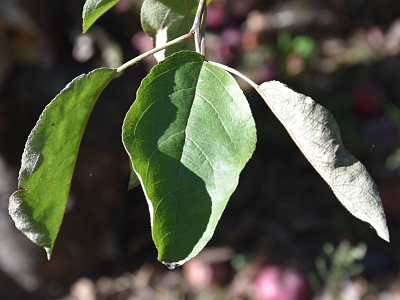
117;32;194;72
208;61;260;91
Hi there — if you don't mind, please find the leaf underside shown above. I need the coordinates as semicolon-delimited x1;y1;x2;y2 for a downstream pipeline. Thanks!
9;68;117;258
258;81;389;242
122;51;256;266
82;0;120;33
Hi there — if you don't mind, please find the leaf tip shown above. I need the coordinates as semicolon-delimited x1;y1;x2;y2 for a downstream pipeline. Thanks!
161;261;182;270
365;214;390;243
44;246;53;260
377;227;390;243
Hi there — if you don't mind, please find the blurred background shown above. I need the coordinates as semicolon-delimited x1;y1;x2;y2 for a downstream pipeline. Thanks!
1;0;400;299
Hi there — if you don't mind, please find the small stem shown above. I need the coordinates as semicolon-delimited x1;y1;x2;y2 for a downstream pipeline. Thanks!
191;0;206;32
117;32;194;73
208;61;260;91
200;4;207;55
191;0;207;54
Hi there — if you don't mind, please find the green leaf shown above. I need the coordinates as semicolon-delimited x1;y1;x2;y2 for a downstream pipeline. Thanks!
140;0;198;61
82;0;119;33
122;51;256;266
9;68;117;258
258;81;389;242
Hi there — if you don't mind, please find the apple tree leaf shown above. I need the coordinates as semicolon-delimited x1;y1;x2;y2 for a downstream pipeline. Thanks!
9;68;117;258
82;0;119;33
122;51;256;266
258;81;389;242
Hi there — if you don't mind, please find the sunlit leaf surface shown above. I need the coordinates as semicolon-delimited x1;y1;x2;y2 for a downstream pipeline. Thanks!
123;51;256;266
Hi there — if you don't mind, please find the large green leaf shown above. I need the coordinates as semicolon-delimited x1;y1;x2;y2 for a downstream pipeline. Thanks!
258;81;389;242
122;51;256;267
141;0;199;61
9;68;117;258
82;0;119;33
